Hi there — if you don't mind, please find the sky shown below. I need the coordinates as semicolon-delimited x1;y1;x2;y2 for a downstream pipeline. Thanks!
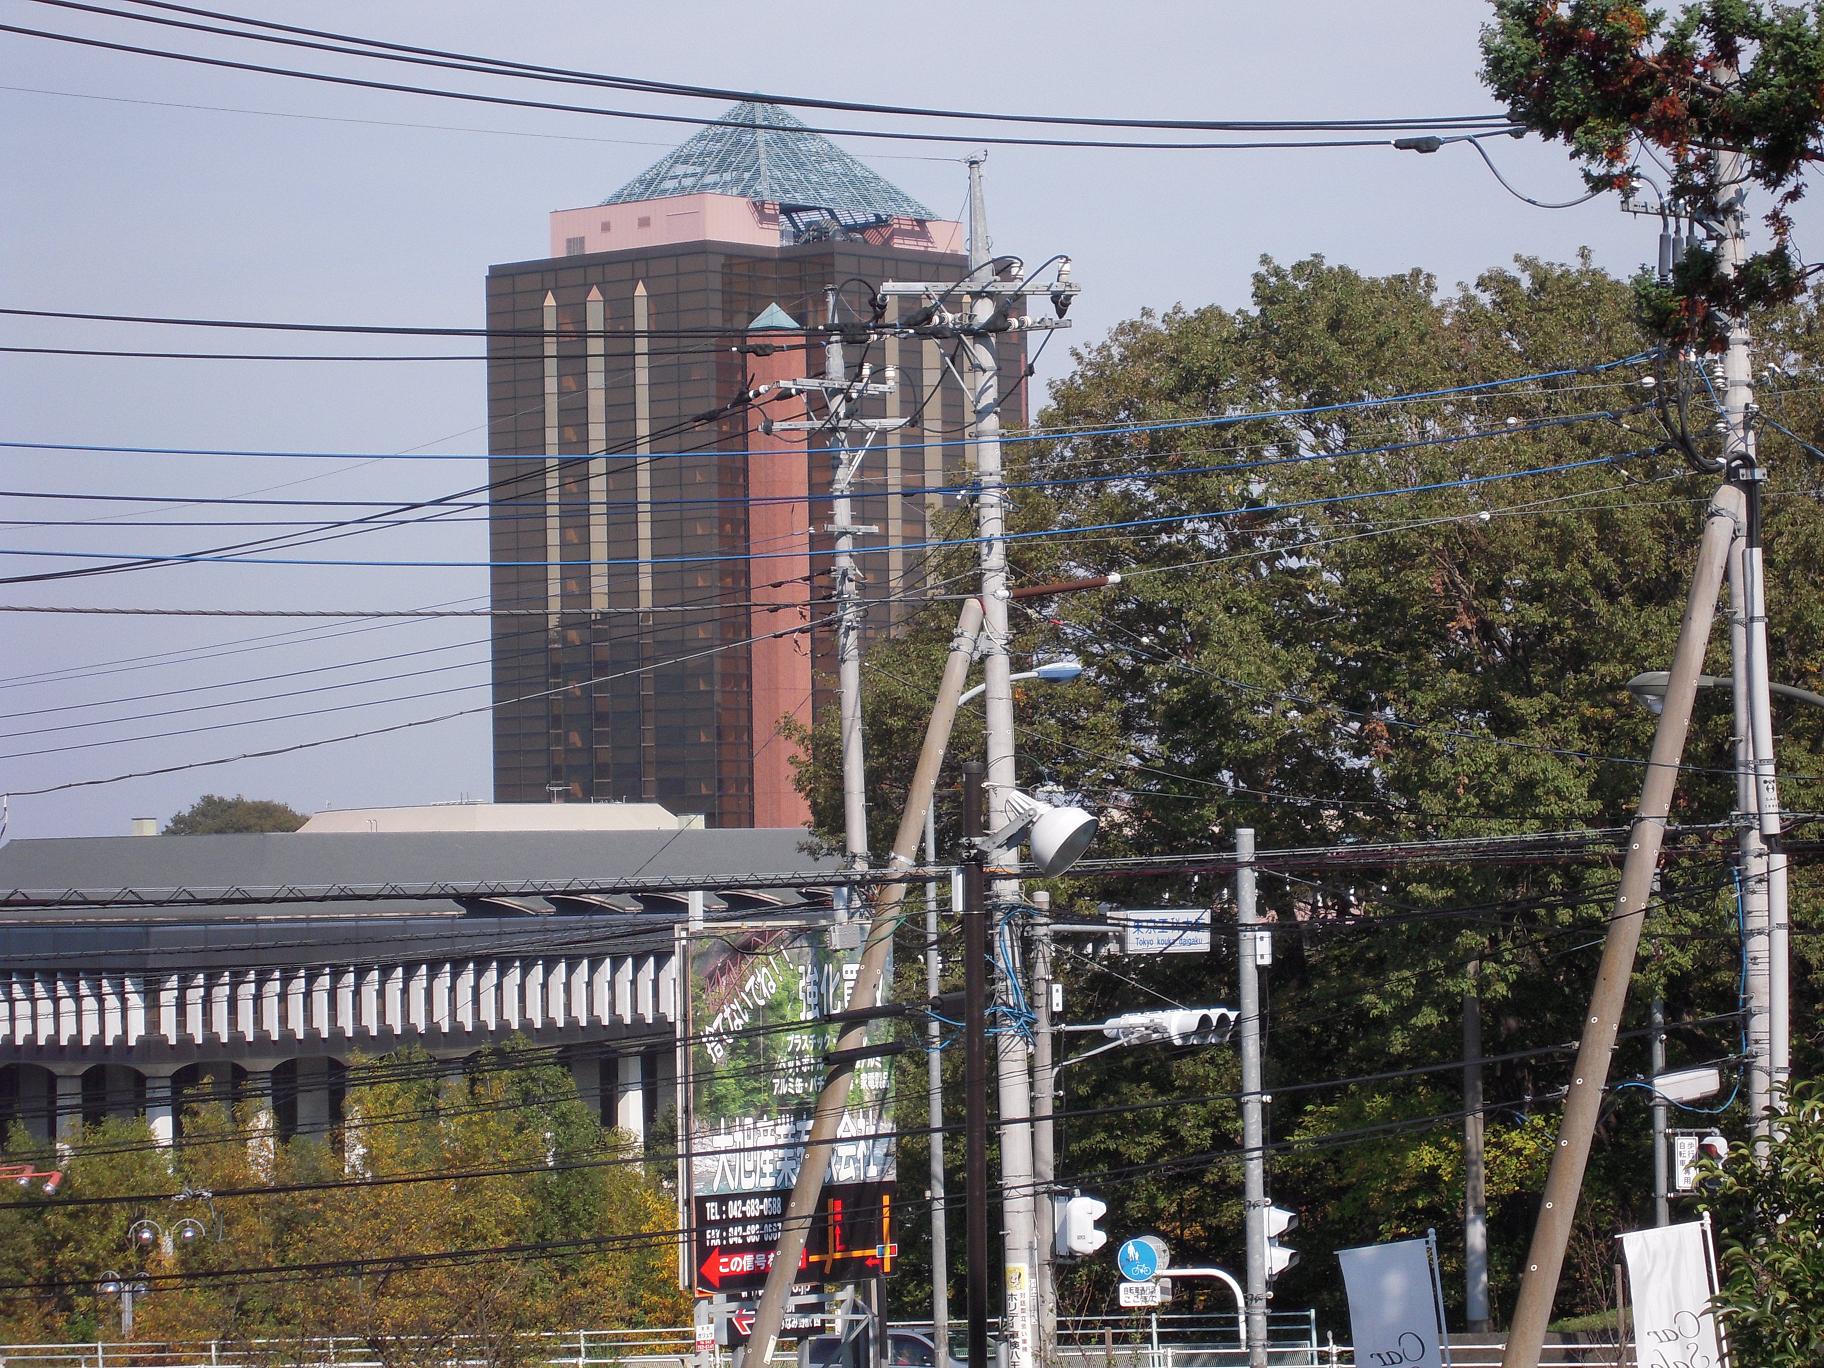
0;1;1757;841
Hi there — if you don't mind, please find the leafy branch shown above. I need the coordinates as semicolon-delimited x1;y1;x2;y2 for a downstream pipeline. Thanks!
1481;0;1824;345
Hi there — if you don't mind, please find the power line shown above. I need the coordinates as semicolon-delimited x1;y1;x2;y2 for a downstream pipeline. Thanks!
0;559;981;796
0;449;1660;575
0;13;1516;155
0;350;1654;459
71;0;1515;136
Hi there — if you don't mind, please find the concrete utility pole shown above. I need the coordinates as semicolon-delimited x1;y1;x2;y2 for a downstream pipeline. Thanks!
770;293;905;884
738;597;985;1368
877;162;1078;1368
963;156;1041;1368
1500;479;1744;1368
1236;828;1269;1368
1726;524;1775;1145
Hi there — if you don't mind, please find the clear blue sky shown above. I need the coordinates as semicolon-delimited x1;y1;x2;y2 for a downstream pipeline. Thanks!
0;2;1753;840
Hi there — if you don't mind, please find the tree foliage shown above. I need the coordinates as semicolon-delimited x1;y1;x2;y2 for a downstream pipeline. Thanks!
163;794;306;835
0;1048;685;1356
1481;1;1824;344
807;255;1824;1326
1704;1082;1824;1365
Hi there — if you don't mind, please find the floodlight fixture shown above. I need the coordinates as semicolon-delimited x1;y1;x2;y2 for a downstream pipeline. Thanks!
1653;1063;1725;1105
990;788;1099;877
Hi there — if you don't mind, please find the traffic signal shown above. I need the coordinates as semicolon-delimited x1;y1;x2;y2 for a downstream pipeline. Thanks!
1160;1009;1236;1045
1264;1205;1298;1279
1056;1194;1108;1257
1101;1008;1236;1046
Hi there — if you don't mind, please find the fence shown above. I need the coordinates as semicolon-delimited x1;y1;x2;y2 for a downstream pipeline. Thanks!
0;1324;1626;1368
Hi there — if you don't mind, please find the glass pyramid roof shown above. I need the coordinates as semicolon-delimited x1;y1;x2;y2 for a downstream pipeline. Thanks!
602;101;933;223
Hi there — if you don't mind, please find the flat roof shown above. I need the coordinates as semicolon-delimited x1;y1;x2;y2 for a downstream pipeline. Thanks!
0;828;836;921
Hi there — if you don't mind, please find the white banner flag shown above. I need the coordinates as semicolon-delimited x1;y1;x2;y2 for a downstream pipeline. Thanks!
1338;1237;1445;1368
1621;1219;1727;1368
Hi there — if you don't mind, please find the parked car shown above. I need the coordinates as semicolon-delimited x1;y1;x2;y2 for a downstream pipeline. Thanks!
798;1328;967;1368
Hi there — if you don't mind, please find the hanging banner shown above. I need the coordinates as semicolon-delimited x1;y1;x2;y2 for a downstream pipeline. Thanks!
1620;1219;1728;1368
680;921;896;1293
1338;1237;1447;1368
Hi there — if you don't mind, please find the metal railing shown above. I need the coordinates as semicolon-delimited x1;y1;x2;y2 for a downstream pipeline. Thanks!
0;1324;1628;1368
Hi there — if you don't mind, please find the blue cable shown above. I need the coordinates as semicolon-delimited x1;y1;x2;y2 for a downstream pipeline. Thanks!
1760;415;1824;464
0;409;1633;518
0;449;1650;572
0;352;1654;463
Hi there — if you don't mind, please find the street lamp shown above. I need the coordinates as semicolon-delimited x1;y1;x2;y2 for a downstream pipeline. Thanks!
956;656;1082;708
0;1163;63;1195
97;1272;150;1339
128;1216;209;1254
1626;669;1824;715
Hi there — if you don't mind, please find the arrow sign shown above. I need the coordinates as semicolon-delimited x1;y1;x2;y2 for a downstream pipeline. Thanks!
731;1307;756;1338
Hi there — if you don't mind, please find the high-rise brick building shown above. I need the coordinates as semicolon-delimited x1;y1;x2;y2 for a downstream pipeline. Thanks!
486;104;1018;826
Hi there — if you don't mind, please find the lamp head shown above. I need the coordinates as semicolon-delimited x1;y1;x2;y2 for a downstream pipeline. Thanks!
1626;670;1670;716
1003;789;1099;876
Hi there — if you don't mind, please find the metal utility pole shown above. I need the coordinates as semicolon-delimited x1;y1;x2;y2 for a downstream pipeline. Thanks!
1500;480;1744;1368
1236;828;1269;1368
1651;998;1669;1227
963;763;992;1368
1464;972;1489;1332
926;806;950;1351
1727;529;1774;1145
739;597;985;1368
1713;132;1790;1139
1030;891;1058;1360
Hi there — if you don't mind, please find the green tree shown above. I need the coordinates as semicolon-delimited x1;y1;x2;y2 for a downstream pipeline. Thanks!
1705;1082;1824;1364
0;1050;685;1351
163;794;306;834
1481;1;1824;343
809;255;1824;1324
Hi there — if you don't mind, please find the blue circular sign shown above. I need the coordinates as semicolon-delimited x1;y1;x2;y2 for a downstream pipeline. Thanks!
1117;1238;1158;1282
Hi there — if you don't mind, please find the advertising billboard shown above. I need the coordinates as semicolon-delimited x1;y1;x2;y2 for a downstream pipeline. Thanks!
681;921;896;1294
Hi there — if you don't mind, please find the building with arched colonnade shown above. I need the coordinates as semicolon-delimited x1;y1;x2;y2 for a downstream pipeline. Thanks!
0;804;836;1146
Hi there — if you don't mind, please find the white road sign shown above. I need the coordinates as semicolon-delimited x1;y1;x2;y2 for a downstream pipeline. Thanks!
1112;908;1211;955
1119;1280;1163;1308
